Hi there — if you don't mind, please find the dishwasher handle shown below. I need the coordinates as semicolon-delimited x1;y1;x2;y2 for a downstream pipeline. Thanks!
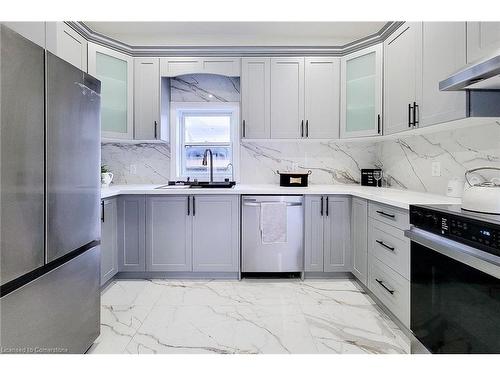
242;201;302;207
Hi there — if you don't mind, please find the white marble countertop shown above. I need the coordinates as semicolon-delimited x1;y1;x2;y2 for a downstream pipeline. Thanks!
101;184;460;209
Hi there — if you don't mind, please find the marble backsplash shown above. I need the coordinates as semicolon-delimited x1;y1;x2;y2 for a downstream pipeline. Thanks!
101;121;500;196
170;74;240;102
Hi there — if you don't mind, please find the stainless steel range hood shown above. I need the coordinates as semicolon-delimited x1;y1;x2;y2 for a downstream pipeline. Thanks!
440;53;500;91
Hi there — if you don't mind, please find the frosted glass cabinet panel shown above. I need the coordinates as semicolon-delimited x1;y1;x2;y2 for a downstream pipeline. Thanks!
88;43;133;139
340;44;383;138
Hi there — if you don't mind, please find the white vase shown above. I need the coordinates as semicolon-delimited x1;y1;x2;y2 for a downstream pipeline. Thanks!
101;172;114;188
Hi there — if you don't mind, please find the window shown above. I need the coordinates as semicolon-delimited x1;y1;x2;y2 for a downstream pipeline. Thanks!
172;103;239;181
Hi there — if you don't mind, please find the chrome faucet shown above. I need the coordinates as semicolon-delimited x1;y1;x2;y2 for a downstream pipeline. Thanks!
202;149;214;183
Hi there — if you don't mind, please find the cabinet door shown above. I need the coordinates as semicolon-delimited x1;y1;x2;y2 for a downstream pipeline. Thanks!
467;22;500;63
351;197;368;285
324;196;351;272
201;57;241;76
304;196;324;272
46;22;87;71
117;195;146;272
340;44;383;138
134;58;160;140
192;195;239;272
145;196;192;272
270;57;305;138
101;198;118;286
241;58;271;138
88;43;134;139
160;57;202;76
305;57;340;139
384;22;422;135
421;22;466;127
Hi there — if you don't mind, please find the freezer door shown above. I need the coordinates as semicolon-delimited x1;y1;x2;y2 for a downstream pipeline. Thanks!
0;245;100;354
0;25;45;285
46;52;101;262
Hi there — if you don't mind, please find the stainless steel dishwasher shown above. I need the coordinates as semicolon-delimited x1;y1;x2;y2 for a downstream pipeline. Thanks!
242;195;304;273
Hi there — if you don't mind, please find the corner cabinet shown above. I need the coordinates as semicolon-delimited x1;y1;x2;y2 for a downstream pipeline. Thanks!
88;43;134;140
305;196;351;273
134;58;161;140
351;197;368;285
100;198;118;286
340;44;383;138
241;58;271;139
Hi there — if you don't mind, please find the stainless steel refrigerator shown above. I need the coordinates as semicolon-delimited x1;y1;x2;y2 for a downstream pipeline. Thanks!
0;25;101;354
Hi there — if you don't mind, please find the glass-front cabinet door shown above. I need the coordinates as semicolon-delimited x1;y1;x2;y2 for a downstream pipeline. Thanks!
340;44;383;138
88;43;133;139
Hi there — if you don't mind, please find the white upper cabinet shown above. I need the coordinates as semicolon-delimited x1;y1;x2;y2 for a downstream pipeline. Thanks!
88;43;134;139
304;57;340;139
46;22;87;71
270;57;305;139
340;44;383;138
160;57;241;77
383;22;422;135
241;58;271;139
134;58;161;140
421;22;467;127
467;22;500;63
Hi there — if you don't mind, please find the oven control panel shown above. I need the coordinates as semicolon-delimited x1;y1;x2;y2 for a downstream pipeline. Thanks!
410;206;500;256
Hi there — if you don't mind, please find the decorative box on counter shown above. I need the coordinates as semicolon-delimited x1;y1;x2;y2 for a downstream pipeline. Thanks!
276;170;312;187
361;169;382;187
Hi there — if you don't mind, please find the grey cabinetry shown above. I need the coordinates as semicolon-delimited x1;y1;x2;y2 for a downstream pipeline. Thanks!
192;195;239;272
305;195;351;273
467;22;500;63
118;195;146;272
101;198;118;286
146;196;192;271
384;22;422;135
134;58;161;140
351;197;368;285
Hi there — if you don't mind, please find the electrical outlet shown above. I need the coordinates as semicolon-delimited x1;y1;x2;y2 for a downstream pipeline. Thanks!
130;164;137;175
431;162;441;177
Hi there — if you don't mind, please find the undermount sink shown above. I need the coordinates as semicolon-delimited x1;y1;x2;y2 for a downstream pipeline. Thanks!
155;181;236;189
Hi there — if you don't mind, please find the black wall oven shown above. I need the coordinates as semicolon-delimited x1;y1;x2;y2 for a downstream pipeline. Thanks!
406;204;500;354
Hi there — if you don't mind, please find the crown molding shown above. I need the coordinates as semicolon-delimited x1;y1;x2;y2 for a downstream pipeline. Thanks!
67;21;405;57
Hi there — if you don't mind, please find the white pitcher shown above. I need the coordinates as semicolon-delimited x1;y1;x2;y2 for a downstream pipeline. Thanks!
101;172;114;188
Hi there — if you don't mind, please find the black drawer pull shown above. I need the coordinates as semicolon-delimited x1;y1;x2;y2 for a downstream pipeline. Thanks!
101;201;105;222
187;196;190;216
326;196;329;216
376;240;395;251
320;196;324;216
376;210;395;219
154;121;158;139
192;196;196;216
375;279;395;295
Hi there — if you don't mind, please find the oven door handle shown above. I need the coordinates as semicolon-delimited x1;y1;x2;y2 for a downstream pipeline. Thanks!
405;228;500;279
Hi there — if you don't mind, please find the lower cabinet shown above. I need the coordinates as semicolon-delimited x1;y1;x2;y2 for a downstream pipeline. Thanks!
305;195;351;273
117;195;146;272
351;197;368;285
100;198;118;286
145;195;239;273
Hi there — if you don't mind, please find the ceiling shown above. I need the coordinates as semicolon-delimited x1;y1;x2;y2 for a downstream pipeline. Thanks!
83;22;388;47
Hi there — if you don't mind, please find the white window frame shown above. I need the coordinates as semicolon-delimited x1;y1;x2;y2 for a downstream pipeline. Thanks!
170;102;240;182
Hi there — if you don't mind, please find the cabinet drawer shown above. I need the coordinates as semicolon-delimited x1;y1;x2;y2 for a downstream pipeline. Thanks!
368;255;410;328
368;202;409;230
368;219;410;279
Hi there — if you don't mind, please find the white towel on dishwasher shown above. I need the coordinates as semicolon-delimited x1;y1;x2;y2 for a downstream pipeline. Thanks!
260;202;287;244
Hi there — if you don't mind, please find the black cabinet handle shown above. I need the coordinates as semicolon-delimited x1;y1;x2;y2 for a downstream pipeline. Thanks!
376;240;395;251
154;121;158;139
306;120;309;137
408;103;413;127
376;279;395;295
377;114;381;134
320;196;324;216
192;196;196;216
301;120;304;138
326;196;329;216
413;102;419;127
187;196;190;216
376;210;395;219
242;120;246;138
101;201;105;222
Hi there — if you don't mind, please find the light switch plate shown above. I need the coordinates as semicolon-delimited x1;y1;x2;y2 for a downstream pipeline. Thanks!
431;162;441;177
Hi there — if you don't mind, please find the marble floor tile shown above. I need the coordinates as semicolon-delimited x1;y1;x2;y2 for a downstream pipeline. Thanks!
93;278;411;354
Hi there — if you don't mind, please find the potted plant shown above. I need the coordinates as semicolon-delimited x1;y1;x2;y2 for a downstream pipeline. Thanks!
101;165;114;188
